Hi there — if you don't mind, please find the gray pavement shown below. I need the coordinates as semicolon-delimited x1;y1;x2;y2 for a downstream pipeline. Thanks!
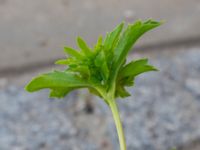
1;46;200;150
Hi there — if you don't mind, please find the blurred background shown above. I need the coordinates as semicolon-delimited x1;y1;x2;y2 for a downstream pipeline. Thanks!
0;0;200;150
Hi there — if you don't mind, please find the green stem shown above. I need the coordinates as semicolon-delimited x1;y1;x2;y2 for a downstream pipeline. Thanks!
109;100;127;150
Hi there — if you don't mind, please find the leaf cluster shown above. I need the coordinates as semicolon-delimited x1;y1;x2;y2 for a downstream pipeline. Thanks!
25;20;161;102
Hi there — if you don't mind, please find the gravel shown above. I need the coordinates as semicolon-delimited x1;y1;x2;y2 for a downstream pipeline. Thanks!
0;47;200;150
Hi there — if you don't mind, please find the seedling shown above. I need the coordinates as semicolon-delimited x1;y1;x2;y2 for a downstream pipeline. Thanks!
25;20;162;150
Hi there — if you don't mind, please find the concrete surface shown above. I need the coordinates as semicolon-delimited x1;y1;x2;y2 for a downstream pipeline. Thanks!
1;0;200;71
0;45;200;150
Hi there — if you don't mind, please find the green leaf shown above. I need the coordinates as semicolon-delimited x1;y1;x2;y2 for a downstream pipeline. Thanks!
69;65;90;78
95;50;109;81
77;37;92;56
94;35;103;51
104;22;124;51
120;76;135;87
112;20;161;81
49;87;75;98
115;58;157;98
64;47;83;59
115;84;131;98
88;87;102;97
94;51;104;67
119;58;158;78
55;59;68;65
115;76;134;98
25;71;91;93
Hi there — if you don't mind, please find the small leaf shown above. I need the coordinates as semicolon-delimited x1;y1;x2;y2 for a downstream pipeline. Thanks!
94;35;103;52
95;50;109;81
103;23;124;69
115;76;134;98
77;37;92;56
104;22;124;51
120;58;158;78
55;59;68;65
64;47;83;59
69;65;90;78
115;85;131;98
94;51;104;67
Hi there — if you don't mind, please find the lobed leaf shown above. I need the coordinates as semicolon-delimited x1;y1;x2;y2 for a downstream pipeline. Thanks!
115;58;157;98
119;58;158;78
112;20;161;81
25;71;91;93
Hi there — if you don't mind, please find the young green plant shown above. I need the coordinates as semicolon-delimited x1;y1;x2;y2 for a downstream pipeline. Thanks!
25;20;162;150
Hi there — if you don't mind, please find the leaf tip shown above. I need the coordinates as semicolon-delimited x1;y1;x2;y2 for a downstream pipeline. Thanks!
24;80;34;92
